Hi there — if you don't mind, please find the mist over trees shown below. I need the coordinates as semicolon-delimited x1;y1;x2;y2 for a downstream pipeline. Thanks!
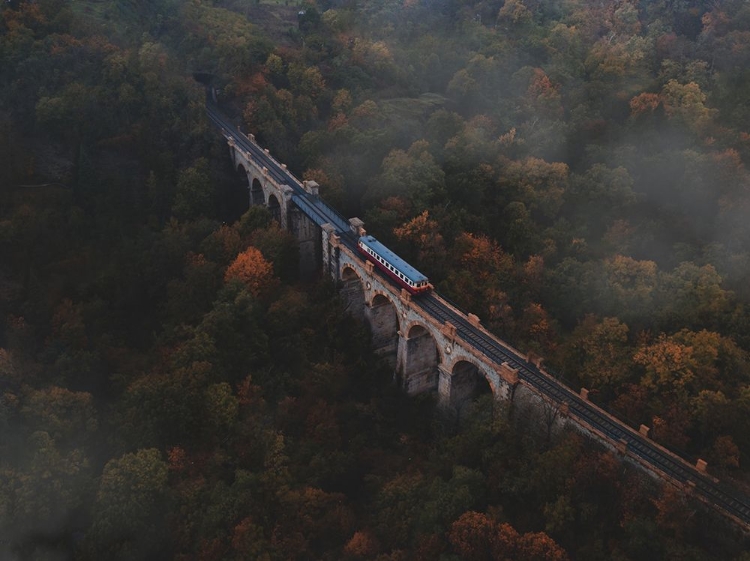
2;0;750;559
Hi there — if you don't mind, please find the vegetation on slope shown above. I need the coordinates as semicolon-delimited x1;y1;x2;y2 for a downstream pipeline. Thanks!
2;0;750;560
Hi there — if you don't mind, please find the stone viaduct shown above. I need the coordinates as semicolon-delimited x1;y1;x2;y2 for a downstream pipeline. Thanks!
210;98;750;531
225;128;527;417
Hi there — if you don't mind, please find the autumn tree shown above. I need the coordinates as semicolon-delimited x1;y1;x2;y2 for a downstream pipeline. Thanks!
224;246;278;297
500;157;569;220
516;531;569;561
393;210;446;276
444;232;515;328
563;316;632;397
448;511;519;561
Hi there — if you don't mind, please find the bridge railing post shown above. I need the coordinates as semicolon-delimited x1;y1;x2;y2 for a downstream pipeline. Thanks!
349;217;366;237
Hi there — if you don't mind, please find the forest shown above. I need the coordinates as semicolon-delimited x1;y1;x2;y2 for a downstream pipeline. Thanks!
2;0;750;559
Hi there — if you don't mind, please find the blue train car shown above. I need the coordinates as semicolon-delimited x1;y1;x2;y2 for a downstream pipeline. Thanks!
357;235;431;294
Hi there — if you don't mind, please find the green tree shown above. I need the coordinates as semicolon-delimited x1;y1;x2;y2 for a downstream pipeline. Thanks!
88;448;169;559
172;158;214;221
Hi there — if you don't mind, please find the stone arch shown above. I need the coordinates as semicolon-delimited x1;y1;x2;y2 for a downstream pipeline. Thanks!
365;292;399;367
267;193;281;224
400;322;440;395
340;265;365;322
449;360;492;413
250;177;264;206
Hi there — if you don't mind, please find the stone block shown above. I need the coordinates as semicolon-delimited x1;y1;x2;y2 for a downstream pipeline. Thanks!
498;362;519;385
617;438;628;455
441;321;456;340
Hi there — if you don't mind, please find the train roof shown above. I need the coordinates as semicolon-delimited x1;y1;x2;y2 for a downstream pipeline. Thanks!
359;235;429;283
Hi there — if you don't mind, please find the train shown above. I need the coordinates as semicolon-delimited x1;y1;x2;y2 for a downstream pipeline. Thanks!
357;235;431;294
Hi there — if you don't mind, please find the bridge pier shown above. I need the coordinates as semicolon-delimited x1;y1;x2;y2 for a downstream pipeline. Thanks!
289;207;320;280
340;266;366;322
321;224;340;281
397;325;439;395
438;366;452;409
365;294;399;368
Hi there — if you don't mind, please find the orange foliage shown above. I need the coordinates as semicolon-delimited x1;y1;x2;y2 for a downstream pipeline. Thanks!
527;69;558;99
328;112;348;131
232;517;268;558
393;210;444;255
167;446;188;472
523;254;544;291
224;246;277;296
634;335;694;393
711;435;740;469
456;233;513;278
449;511;507;561
520;303;558;353
237;375;265;408
701;9;731;37
517;531;569;561
629;92;661;116
234;72;269;97
379;196;413;221
526;68;563;117
448;512;521;561
344;530;379;558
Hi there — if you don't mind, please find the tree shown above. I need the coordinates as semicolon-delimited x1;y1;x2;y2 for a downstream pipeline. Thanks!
172;158;214;221
709;435;741;469
231;516;271;561
568;164;637;231
444;233;516;331
633;334;695;398
516;531;569;561
601;255;659;325
20;385;97;444
652;485;694;540
0;431;91;539
205;382;239;435
661;80;715;132
500;157;569;220
393;210;446;275
657;263;731;331
224;246;277;297
563;316;632;396
88;448;168;558
518;303;558;355
343;530;380;559
448;511;519;561
371;141;446;210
